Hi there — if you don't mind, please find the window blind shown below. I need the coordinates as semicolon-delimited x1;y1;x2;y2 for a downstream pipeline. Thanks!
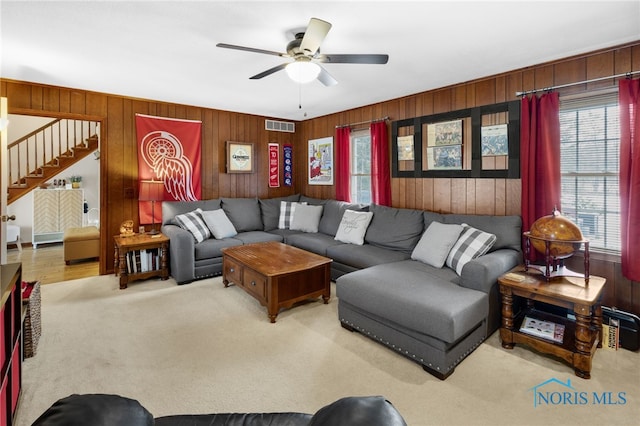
559;91;621;253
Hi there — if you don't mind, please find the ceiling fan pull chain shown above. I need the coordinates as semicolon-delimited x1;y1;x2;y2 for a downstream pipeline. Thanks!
298;84;308;117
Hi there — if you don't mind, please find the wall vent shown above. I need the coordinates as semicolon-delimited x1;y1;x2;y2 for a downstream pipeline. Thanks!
265;119;295;133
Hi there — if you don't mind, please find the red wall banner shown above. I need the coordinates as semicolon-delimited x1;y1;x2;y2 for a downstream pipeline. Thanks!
136;114;202;225
269;143;280;188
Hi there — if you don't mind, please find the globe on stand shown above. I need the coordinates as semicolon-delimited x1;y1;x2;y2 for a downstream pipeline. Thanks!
523;208;590;285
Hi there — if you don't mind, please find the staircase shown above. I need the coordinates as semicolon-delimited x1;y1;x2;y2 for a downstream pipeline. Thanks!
7;118;100;204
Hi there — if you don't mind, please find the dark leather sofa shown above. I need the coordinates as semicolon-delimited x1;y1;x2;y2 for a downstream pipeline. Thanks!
31;393;407;426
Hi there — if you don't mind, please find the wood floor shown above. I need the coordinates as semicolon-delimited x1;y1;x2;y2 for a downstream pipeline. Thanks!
5;243;99;284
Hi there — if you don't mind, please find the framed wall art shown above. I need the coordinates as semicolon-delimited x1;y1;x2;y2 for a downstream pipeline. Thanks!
427;145;463;170
397;135;415;161
308;136;333;185
481;124;509;156
391;100;520;179
226;141;255;173
427;119;462;147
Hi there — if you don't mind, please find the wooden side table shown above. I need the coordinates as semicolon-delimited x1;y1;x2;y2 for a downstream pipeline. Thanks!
113;233;169;289
498;266;606;379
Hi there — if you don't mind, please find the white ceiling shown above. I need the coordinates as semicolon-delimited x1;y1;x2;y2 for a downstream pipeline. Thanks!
2;1;639;121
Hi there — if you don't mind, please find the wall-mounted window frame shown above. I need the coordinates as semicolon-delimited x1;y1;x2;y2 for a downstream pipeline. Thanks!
391;100;520;178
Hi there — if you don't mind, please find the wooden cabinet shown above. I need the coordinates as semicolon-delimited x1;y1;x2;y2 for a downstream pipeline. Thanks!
499;266;606;379
33;189;83;248
1;263;22;425
113;234;169;289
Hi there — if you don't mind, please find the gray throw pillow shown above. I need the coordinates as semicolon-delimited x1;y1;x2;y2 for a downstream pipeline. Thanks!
201;209;237;239
334;210;374;245
411;221;463;268
221;198;263;232
290;204;323;233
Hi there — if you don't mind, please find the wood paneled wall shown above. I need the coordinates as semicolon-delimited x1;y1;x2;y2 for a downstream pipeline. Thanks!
0;81;297;274
298;42;640;214
297;41;640;315
2;41;639;315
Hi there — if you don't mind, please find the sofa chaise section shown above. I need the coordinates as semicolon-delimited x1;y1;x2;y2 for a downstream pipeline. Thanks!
336;212;522;379
338;260;488;379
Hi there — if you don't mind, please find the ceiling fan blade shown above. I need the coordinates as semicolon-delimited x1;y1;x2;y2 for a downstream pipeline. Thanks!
300;18;332;56
216;43;287;58
317;66;338;87
249;63;289;80
317;54;389;64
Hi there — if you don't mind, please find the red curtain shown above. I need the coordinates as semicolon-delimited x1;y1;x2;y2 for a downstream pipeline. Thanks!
619;78;640;281
370;121;392;206
520;93;561;259
335;127;351;202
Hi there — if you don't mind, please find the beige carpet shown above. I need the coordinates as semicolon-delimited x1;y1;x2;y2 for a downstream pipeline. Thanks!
15;275;640;425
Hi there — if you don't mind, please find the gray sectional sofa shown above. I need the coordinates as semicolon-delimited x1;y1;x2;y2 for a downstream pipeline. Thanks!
161;195;522;379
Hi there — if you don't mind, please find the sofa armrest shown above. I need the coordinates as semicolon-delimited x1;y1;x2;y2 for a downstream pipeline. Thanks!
161;224;196;283
155;412;312;426
459;249;521;294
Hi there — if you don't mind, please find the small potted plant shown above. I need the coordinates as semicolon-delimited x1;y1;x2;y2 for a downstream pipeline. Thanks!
70;175;82;188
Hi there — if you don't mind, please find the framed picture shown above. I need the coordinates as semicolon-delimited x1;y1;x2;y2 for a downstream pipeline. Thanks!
481;124;509;156
427;119;463;147
226;141;255;173
308;136;333;185
397;135;415;161
427;145;462;170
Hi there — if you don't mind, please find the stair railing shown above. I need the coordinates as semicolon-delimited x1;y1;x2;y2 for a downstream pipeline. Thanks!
7;118;100;187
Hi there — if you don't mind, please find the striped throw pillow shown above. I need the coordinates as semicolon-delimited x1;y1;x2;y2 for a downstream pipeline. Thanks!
278;201;306;229
446;224;497;275
174;208;211;243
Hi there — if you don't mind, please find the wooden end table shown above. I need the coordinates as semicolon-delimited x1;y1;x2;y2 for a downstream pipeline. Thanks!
498;266;606;379
113;233;169;289
221;241;332;323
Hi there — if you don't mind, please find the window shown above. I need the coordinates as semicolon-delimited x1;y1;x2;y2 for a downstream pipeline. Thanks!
350;130;371;204
559;92;621;253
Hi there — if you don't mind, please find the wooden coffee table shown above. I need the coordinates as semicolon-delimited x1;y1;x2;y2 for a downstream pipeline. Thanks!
221;241;332;323
499;266;606;379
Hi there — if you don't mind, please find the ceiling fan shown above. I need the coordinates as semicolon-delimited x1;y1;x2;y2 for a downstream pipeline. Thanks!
216;17;389;86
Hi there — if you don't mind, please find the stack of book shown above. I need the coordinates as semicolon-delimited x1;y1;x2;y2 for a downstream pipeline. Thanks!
520;316;565;344
125;248;160;274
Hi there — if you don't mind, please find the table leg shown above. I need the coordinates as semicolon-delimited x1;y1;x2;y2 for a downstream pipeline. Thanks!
160;242;169;280
118;250;128;290
322;264;330;304
592;303;603;349
573;304;593;379
500;285;515;349
114;245;119;276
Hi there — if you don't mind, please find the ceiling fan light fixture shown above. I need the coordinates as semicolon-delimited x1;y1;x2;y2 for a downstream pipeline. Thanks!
285;61;321;84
